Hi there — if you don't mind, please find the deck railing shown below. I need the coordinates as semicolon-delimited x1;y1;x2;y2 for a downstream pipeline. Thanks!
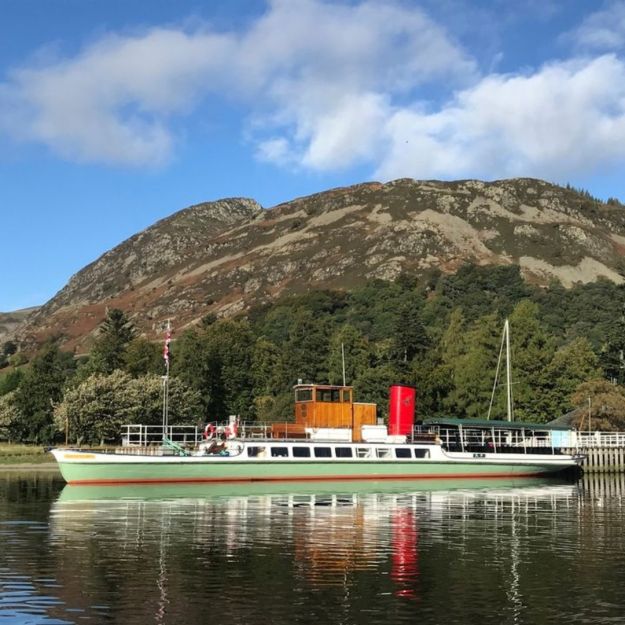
574;432;625;448
122;425;202;447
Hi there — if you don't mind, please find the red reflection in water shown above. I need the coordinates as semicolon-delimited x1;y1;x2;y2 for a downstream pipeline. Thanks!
391;508;419;600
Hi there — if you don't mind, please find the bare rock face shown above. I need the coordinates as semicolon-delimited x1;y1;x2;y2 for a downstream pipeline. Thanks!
13;178;625;351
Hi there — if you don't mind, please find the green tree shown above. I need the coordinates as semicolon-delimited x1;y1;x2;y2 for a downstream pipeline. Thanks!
89;308;136;374
124;337;164;377
327;325;372;386
0;368;24;396
391;292;429;364
173;320;255;420
0;391;19;441
54;371;202;445
12;341;76;443
571;379;625;431
2;341;17;357
508;301;556;422
443;313;501;419
542;337;601;418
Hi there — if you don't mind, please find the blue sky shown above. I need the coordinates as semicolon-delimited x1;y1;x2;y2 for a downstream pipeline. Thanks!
2;0;625;311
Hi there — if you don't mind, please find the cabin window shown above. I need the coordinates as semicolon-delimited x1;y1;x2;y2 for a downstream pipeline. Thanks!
271;447;289;458
356;447;372;458
395;448;411;459
335;447;353;458
317;389;340;403
247;446;267;458
413;449;430;459
292;446;311;458
314;446;332;458
376;448;392;459
296;389;313;402
342;390;351;403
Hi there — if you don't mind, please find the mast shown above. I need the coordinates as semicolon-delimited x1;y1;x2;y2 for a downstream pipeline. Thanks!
505;318;513;422
487;318;514;421
162;320;172;442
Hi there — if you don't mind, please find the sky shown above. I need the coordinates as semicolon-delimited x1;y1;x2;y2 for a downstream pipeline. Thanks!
2;0;625;311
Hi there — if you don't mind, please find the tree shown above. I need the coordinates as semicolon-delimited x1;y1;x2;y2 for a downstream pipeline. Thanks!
124;337;164;377
173;320;255;420
54;371;202;445
443;313;501;420
327;325;372;386
0;369;24;396
571;380;625;431
391;292;429;364
508;301;556;422
542;338;601;418
2;341;17;357
0;391;19;441
89;308;136;374
12;341;76;443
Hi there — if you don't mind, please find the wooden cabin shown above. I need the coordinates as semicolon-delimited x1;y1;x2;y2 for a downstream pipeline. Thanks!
272;384;377;442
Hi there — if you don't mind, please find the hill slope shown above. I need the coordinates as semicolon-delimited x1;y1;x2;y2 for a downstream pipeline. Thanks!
14;178;625;351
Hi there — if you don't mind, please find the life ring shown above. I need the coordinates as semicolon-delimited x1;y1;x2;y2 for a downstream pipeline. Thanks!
203;423;216;440
224;423;238;439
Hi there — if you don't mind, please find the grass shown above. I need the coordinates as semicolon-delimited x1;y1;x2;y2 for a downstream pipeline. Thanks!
0;444;55;465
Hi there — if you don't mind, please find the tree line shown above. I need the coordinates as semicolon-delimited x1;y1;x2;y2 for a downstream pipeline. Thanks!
3;263;625;445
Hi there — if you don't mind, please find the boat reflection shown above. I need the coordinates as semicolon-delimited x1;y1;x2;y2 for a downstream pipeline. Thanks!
50;477;579;602
54;476;576;503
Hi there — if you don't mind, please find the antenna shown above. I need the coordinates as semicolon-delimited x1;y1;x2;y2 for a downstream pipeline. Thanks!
341;342;347;386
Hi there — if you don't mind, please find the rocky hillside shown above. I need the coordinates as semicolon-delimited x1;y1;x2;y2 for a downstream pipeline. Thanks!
0;307;39;345
13;178;625;351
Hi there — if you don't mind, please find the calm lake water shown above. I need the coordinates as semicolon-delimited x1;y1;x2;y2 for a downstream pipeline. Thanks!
1;471;625;625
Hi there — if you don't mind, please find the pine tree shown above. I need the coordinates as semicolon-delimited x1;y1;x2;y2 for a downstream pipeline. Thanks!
89;308;136;374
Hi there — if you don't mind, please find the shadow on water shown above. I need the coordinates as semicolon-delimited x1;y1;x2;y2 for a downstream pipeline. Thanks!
3;473;625;625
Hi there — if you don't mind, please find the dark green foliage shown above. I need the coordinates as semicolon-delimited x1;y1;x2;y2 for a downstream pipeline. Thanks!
11;263;625;441
0;369;24;396
89;308;137;374
11;341;76;443
124;337;165;377
2;341;17;356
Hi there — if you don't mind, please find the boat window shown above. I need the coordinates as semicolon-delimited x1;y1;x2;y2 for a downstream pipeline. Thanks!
292;446;311;458
395;448;411;459
356;447;372;458
317;389;340;403
335;447;353;458
271;447;289;458
342;390;351;403
313;446;332;458
247;446;267;458
413;449;430;459
296;389;313;402
376;448;392;459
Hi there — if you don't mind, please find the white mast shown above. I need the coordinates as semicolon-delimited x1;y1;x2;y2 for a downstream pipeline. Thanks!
487;318;514;421
504;318;513;422
162;320;172;441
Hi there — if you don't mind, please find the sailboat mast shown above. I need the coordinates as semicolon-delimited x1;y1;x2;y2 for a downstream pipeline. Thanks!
162;320;172;441
505;318;513;422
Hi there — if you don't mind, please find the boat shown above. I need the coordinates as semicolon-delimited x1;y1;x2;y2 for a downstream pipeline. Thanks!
50;382;583;485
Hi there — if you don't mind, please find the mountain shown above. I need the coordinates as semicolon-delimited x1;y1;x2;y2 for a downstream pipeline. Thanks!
0;307;39;345
12;177;625;352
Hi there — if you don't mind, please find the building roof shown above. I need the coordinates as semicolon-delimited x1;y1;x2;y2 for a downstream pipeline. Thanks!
423;417;572;432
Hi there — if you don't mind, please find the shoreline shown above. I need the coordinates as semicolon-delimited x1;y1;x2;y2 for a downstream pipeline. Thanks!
0;463;59;471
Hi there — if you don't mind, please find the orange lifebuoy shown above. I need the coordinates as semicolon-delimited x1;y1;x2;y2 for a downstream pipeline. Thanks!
203;423;216;439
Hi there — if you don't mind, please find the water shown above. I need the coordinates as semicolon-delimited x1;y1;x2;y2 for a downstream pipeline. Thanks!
1;472;625;625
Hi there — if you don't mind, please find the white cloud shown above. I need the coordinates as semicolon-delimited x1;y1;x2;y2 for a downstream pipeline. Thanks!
3;0;625;183
570;1;625;51
0;0;473;167
376;55;625;180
